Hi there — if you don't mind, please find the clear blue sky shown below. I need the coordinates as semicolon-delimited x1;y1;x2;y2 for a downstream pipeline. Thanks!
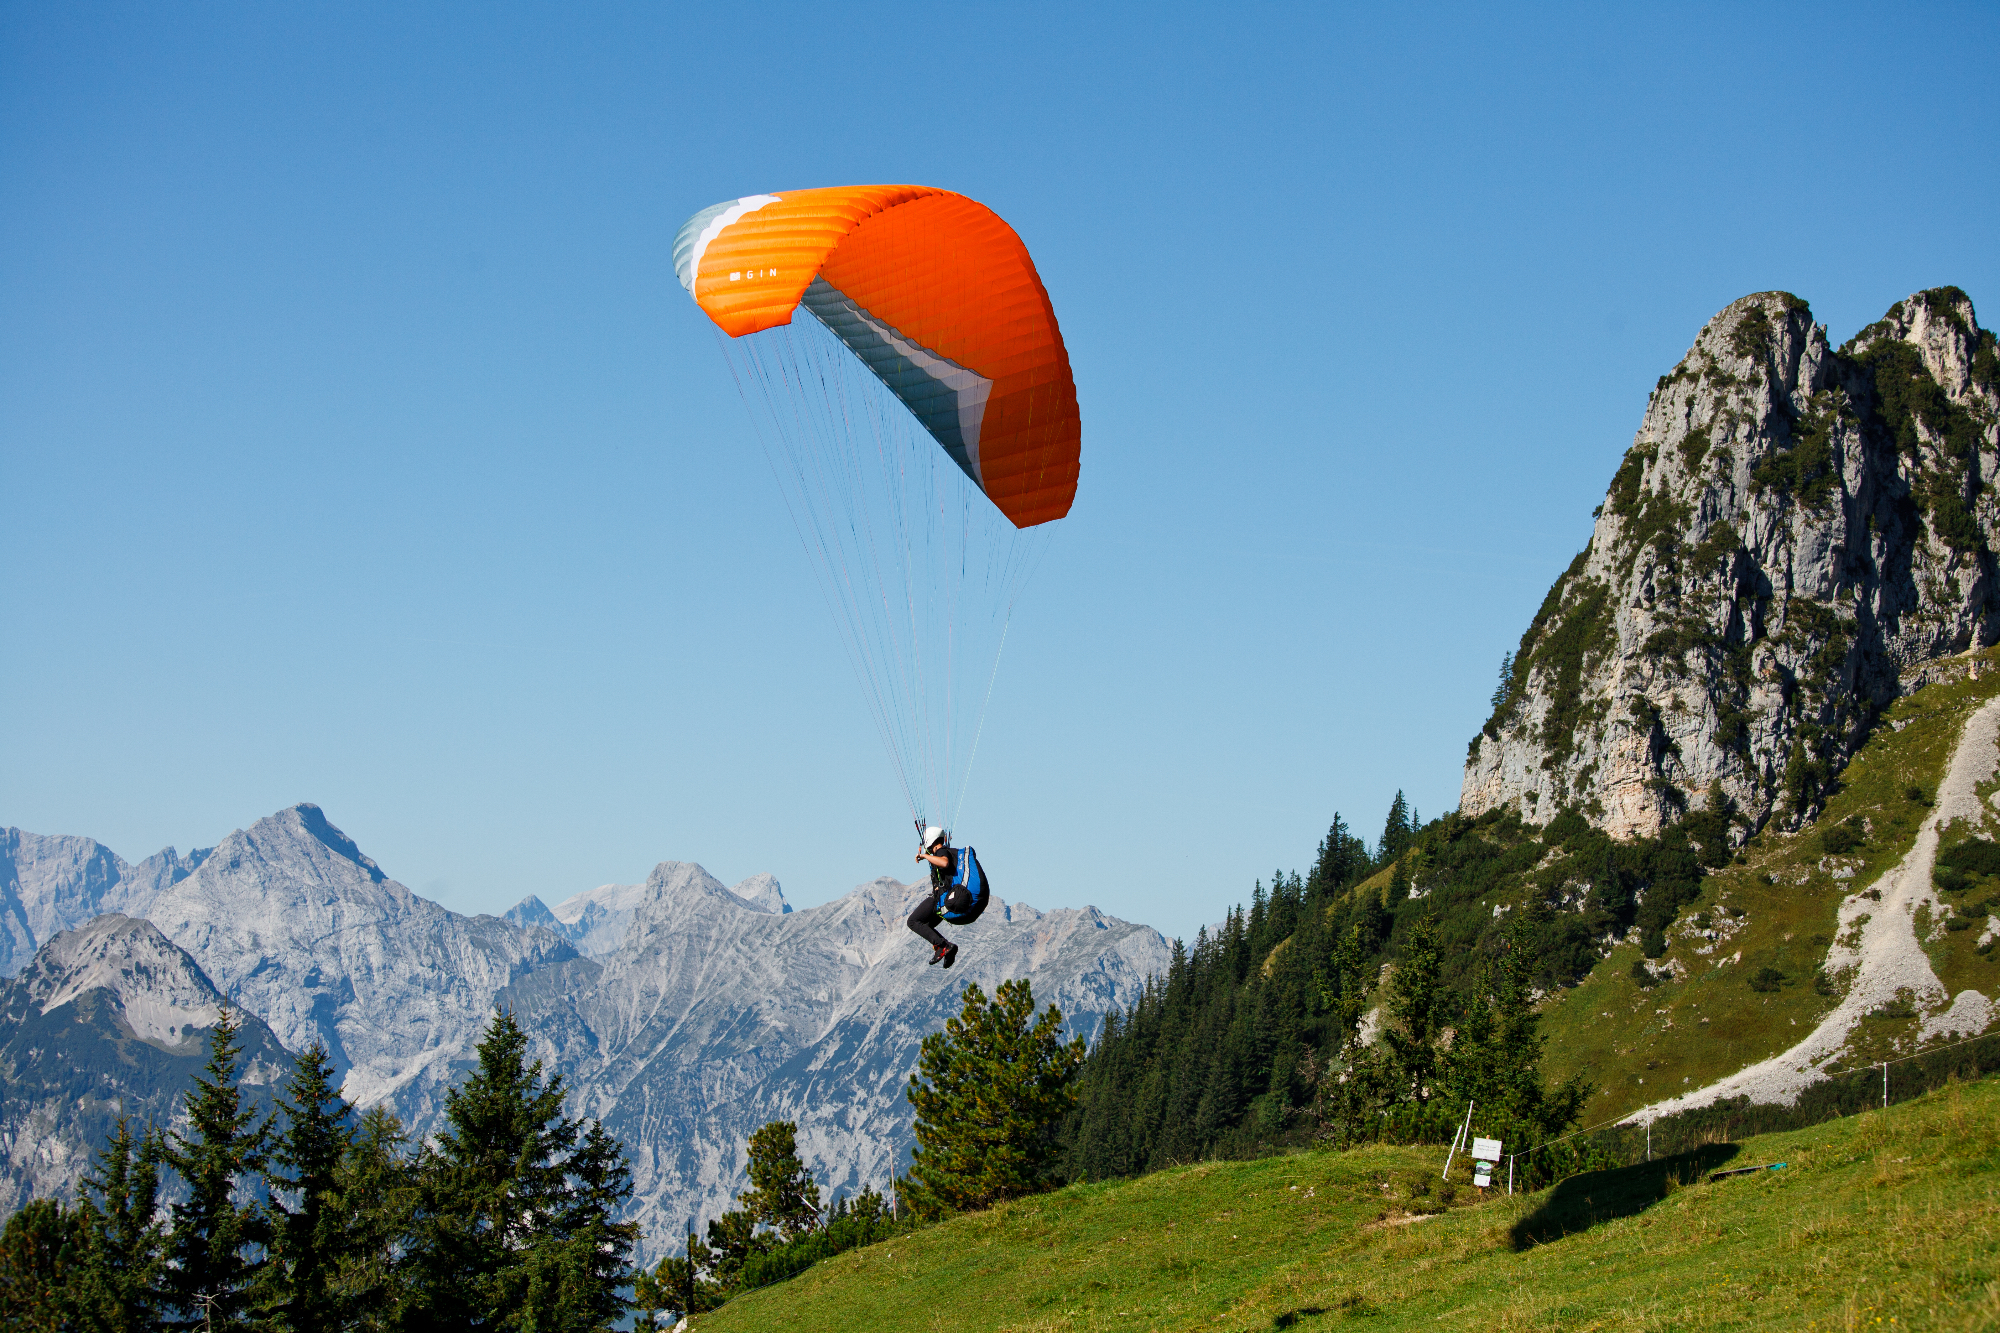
5;2;1996;943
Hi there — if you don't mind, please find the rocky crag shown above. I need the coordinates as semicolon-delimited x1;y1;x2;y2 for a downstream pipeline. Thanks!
0;808;1168;1258
1465;287;2000;838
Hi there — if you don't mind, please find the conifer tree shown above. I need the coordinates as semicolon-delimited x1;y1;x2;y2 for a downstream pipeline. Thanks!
1307;814;1368;894
0;1198;79;1332
1381;909;1447;1104
698;1210;764;1290
161;1007;271;1333
1378;791;1414;864
1443;918;1590;1137
404;1009;636;1332
326;1106;417;1329
72;1118;166;1333
737;1121;822;1240
1313;923;1386;1142
264;1041;354;1333
1490;650;1515;715
632;1237;724;1329
904;980;1086;1217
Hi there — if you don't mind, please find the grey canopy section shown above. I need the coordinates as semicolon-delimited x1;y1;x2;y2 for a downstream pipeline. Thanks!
799;277;993;489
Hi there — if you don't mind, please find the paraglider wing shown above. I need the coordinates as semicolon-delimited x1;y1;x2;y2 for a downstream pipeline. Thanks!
673;186;1080;528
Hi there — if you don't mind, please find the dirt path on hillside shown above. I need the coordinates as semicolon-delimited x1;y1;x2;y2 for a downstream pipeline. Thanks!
1625;693;2000;1125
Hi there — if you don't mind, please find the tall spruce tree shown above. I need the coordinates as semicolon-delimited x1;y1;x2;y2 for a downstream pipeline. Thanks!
1378;791;1415;864
1307;814;1369;894
326;1106;417;1330
1313;923;1387;1143
405;1009;636;1332
905;980;1086;1217
1380;909;1447;1103
161;1007;271;1333
264;1041;355;1333
72;1118;166;1333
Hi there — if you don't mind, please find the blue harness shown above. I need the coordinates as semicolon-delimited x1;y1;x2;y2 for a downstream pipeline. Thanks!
939;845;989;923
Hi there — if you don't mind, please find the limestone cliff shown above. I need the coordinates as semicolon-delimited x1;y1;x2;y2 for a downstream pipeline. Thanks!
1464;288;2000;838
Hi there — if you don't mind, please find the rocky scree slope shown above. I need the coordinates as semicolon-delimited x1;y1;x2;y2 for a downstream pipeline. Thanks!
1465;287;2000;839
0;915;291;1214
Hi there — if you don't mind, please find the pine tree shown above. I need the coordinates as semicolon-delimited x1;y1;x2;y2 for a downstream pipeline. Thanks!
264;1041;354;1333
161;1007;271;1333
1378;791;1414;864
631;1233;724;1329
904;980;1087;1217
738;1121;822;1240
1307;814;1369;894
404;1009;637;1332
1443;918;1591;1139
1381;909;1447;1104
1490;649;1515;716
0;1198;79;1332
1313;923;1387;1142
71;1118;166;1333
327;1106;416;1330
698;1210;764;1290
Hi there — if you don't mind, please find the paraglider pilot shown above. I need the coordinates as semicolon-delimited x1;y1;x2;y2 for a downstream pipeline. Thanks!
908;826;990;969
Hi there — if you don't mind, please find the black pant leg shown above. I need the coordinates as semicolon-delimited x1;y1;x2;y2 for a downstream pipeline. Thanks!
906;897;949;950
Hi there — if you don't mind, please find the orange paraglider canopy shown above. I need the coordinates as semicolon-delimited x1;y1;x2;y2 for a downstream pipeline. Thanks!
673;186;1080;528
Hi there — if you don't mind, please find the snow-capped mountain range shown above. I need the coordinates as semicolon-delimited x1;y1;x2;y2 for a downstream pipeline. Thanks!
0;807;1170;1254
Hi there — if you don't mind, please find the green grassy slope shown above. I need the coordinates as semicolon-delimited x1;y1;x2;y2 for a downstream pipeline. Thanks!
1541;654;2000;1122
697;1075;2000;1332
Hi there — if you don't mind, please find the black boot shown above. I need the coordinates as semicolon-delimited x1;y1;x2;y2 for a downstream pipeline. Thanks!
941;942;959;969
929;942;952;966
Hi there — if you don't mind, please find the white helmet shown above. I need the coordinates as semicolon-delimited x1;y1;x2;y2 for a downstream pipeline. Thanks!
922;826;946;848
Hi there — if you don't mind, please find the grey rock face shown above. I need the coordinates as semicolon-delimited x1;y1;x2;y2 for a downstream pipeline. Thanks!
502;860;1170;1256
1465;288;2000;838
520;872;791;959
139;804;578;1127
0;828;208;976
724;873;790;915
0;915;290;1213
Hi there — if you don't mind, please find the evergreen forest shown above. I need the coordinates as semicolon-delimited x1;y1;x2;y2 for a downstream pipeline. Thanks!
1059;790;1734;1180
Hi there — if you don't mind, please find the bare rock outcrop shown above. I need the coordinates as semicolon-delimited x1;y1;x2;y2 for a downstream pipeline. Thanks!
1464;288;2000;838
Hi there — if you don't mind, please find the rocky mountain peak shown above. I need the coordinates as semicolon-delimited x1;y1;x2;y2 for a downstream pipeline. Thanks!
726;872;790;915
18;914;223;1048
1465;287;2000;839
513;867;790;960
142;803;577;1117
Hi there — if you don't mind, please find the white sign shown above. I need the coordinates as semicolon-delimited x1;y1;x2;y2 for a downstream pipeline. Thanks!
1472;1161;1494;1186
1470;1137;1503;1162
